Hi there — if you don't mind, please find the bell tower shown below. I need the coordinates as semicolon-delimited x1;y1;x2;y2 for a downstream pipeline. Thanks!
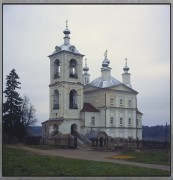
48;21;84;126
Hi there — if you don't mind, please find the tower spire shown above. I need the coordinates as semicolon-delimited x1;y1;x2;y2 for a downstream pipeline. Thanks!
63;20;70;45
83;58;89;73
123;57;129;73
101;50;111;81
102;50;110;68
85;58;87;66
125;57;127;66
104;50;108;59
83;58;90;85
66;20;68;29
122;57;131;88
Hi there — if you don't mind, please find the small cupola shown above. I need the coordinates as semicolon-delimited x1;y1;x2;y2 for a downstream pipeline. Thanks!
83;58;90;85
63;20;71;45
101;50;111;81
123;58;130;73
83;58;89;73
122;58;132;88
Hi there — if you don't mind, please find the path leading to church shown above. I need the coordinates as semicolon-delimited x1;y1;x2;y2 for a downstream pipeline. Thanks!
8;145;170;171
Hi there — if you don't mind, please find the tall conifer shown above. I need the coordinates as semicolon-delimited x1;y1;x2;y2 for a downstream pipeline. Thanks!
3;69;23;142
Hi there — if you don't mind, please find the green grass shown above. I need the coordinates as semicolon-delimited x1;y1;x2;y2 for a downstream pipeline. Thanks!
27;144;58;150
120;149;170;166
3;146;170;177
28;145;170;166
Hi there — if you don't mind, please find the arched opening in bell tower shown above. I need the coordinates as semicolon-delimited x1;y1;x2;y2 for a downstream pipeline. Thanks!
54;59;60;79
53;90;59;109
69;89;78;109
69;59;78;78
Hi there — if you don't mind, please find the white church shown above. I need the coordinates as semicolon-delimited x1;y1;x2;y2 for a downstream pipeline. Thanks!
42;22;143;145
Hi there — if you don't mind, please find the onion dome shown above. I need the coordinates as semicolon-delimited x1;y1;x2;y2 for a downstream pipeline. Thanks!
105;58;110;65
123;58;130;73
102;50;110;67
102;59;109;67
83;58;89;72
83;66;89;71
63;20;70;34
63;20;71;45
63;28;70;35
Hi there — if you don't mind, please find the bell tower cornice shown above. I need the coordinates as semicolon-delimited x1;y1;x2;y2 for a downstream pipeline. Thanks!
48;50;84;58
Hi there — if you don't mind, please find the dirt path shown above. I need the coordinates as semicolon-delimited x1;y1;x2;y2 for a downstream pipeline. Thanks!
7;145;170;171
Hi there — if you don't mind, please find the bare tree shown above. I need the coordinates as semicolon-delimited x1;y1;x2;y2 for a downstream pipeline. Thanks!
21;95;37;137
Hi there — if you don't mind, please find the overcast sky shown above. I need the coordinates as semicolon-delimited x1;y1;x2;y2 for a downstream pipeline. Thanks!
3;4;170;126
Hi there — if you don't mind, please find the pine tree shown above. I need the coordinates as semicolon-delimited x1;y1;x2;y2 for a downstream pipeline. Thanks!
3;69;23;143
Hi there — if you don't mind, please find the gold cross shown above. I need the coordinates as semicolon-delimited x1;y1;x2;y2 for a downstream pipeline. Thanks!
104;50;108;59
125;58;128;66
66;20;68;28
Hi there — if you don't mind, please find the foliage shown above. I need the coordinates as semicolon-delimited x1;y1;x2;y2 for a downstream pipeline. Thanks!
142;125;170;141
3;146;170;177
3;69;24;141
3;69;37;143
21;95;37;137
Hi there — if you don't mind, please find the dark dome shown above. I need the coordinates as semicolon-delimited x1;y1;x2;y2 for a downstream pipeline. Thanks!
63;28;70;34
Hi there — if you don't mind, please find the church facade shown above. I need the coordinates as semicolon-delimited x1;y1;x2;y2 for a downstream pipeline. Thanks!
42;23;143;142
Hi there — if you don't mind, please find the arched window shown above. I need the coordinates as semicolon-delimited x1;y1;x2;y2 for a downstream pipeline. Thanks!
54;59;60;79
69;89;78;109
69;59;78;78
53;90;59;109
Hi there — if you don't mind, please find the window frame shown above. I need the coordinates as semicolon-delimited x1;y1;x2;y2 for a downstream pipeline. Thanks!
120;99;123;106
120;117;123;126
110;117;114;126
128;118;132;126
91;116;95;126
128;100;132;107
110;98;114;105
53;90;59;109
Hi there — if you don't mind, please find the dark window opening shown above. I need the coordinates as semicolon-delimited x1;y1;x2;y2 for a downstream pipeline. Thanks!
53;90;59;109
69;90;78;109
69;59;78;79
54;59;60;79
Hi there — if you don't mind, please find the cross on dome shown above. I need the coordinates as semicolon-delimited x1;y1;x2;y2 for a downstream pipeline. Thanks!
104;50;108;59
102;50;110;68
83;58;89;72
66;20;68;29
125;58;128;66
85;58;87;66
123;57;129;73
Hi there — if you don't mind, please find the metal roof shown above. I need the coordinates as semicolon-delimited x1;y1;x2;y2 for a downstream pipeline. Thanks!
81;103;100;112
51;43;81;55
89;76;122;88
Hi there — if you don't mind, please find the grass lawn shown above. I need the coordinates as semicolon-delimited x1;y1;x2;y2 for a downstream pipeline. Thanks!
27;144;58;150
2;146;170;177
112;149;170;166
29;145;170;166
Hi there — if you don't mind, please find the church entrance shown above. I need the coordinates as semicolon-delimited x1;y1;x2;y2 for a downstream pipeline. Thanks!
71;123;78;136
96;131;108;148
99;137;103;147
